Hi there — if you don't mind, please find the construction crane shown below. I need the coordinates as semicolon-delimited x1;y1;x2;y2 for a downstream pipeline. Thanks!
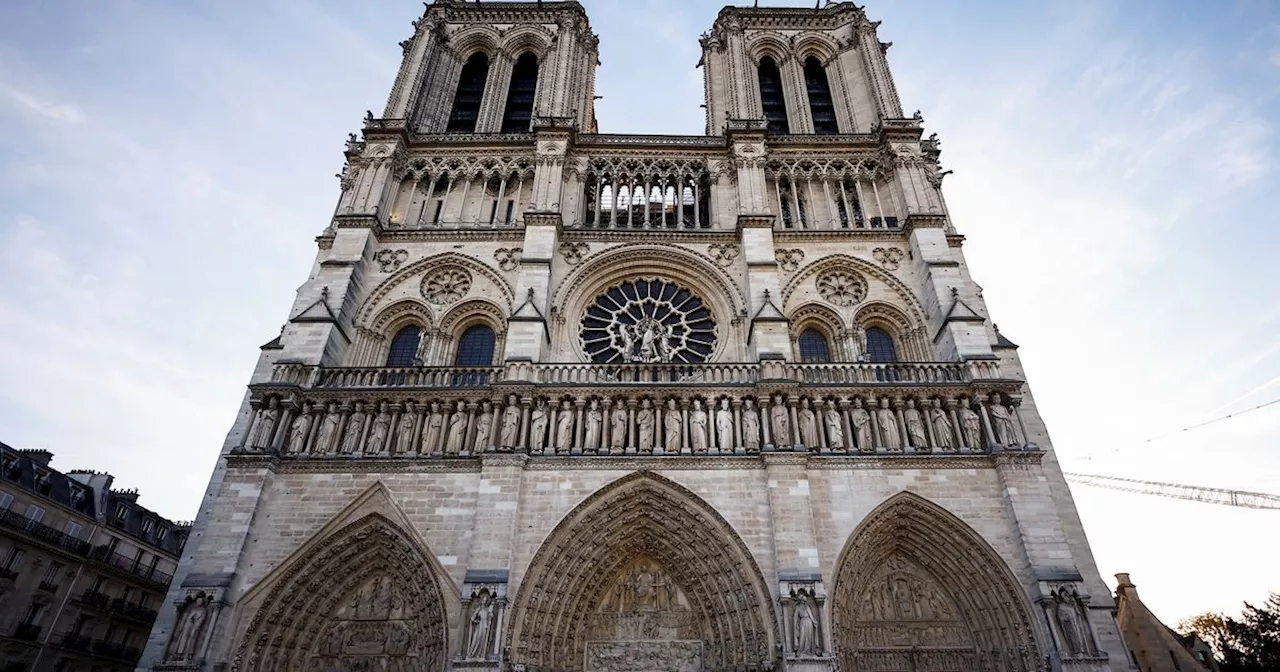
1063;472;1280;510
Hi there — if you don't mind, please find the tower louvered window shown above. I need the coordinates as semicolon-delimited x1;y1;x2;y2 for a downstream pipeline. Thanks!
757;57;789;134
501;52;539;133
804;57;838;134
447;52;489;133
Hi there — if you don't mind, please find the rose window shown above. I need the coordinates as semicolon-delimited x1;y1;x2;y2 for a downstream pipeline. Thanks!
421;267;472;305
817;269;867;307
580;279;716;364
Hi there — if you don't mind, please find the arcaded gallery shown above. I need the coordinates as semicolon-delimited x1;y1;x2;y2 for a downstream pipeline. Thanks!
140;2;1125;671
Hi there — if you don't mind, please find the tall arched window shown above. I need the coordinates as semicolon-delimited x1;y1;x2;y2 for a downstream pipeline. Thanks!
803;57;838;134
447;52;489;133
798;329;831;363
453;325;496;366
757;56;789;134
865;327;898;363
501;52;539;133
386;326;423;367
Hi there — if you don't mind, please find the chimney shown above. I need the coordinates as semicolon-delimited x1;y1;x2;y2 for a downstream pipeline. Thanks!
17;448;53;467
113;488;140;504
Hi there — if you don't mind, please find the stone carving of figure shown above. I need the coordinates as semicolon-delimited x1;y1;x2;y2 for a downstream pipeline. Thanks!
529;399;548;453
824;401;844;449
286;403;312;455
422;401;444;455
656;323;673;363
850;398;872;451
584;399;603;451
903;399;927;449
959;398;983;448
473;401;493;453
930;400;954;451
793;596;818;656
340;402;367;455
610;403;628;452
876;398;901;451
798;398;819;450
500;395;521;450
249;398;280;449
444;401;467;456
715;399;733;452
467;592;495;659
365;401;392;455
617;322;636;361
989;393;1019;446
168;594;209;661
689;399;708;454
555;400;574;453
636;399;654;453
770;394;791;448
393;401;415;455
316;402;341;454
1055;591;1091;656
639;321;658;362
741;398;761;453
664;398;682;451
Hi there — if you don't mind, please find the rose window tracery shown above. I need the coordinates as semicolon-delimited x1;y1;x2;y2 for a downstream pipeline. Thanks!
817;269;868;307
421;267;472;305
580;279;716;364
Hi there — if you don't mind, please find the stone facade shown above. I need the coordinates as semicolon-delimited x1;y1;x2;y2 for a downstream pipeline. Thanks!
139;2;1133;670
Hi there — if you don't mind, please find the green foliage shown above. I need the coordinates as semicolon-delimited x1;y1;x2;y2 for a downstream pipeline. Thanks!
1184;594;1280;671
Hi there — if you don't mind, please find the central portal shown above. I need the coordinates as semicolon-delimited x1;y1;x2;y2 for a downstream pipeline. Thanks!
584;557;702;672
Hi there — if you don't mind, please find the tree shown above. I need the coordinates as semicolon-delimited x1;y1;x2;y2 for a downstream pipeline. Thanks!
1183;594;1280;671
1178;610;1233;660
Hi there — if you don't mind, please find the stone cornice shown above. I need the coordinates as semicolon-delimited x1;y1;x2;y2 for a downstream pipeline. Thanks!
559;229;738;243
773;229;906;243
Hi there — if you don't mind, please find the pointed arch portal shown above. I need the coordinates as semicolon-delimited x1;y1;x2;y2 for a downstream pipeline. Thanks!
830;492;1042;672
508;472;777;671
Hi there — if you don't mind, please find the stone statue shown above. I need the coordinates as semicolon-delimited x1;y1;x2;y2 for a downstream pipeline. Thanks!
467;592;495;659
444;401;466;456
414;328;431;365
249;398;280;449
742;398;761;452
500;395;521;450
286;403;312;455
610;404;628;452
617;322;636;361
798;398;819;450
168;594;209;661
715;399;733;452
1054;591;1091;655
959;399;982;448
365;401;392;455
824;401;844;449
876;398;901;451
422;401;444;455
656;323;673;362
393;401;415;455
664;398;682;451
903;399;927;448
583;399;603;451
929;401;954;450
689;399;708;454
555;400;574;453
316;402;341;454
529;399;548;453
639;321;659;362
636;399;654;453
770;393;791;448
473;401;493;453
793;596;818;656
340;402;367;455
850;398;872;451
989;393;1019;446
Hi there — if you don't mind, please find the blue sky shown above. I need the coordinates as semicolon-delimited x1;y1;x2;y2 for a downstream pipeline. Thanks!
1;0;1277;624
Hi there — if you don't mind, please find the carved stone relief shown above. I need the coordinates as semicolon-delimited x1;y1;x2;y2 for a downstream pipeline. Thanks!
165;591;214;663
493;247;522;272
374;249;409;273
579;278;717;365
775;248;805;272
872;246;905;270
421;266;473;305
708;243;738;267
816;269;868;307
305;575;422;671
561;241;590;265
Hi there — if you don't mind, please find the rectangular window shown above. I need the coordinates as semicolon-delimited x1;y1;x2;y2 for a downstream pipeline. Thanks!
43;561;62;584
114;506;127;523
64;521;82;539
21;602;43;625
0;490;12;510
488;201;499;224
156;527;167;544
24;505;45;524
432;200;444;224
3;547;23;570
91;575;106;593
141;518;154;536
504;200;515;225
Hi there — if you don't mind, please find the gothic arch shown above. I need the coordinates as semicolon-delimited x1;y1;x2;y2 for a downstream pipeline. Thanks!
369;298;434;335
231;483;458;672
356;252;514;330
447;25;501;60
830;492;1042;672
507;472;778;671
436;298;507;365
781;253;927;325
744;31;792;65
790;302;848;361
792;32;840;64
499;24;555;58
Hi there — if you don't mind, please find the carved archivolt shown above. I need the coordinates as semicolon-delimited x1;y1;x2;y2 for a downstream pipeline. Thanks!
507;472;778;671
830;492;1041;672
356;252;514;330
781;253;925;324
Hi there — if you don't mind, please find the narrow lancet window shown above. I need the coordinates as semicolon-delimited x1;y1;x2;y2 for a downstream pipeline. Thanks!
758;57;789;134
501;52;539;133
447;53;489;133
804;57;838;134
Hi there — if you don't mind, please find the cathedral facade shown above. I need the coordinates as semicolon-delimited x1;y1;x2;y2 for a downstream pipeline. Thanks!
140;2;1128;671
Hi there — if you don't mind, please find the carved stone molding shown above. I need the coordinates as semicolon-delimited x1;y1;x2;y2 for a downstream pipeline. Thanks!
872;246;905;270
421;266;473;305
708;243;739;267
493;247;521;272
775;248;805;272
560;241;590;265
374;248;409;273
816;269;868;307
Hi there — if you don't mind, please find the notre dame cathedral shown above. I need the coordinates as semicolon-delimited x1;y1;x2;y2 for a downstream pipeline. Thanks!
139;2;1130;671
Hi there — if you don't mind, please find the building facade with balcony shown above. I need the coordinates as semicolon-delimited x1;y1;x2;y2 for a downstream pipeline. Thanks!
141;2;1128;671
0;444;187;672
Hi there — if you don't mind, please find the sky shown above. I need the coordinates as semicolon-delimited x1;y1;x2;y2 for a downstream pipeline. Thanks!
0;0;1277;626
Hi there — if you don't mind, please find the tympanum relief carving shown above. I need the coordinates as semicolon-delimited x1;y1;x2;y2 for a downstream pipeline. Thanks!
585;556;703;672
306;575;424;672
850;557;976;670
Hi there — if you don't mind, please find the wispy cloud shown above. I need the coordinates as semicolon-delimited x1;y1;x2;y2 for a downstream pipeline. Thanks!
0;81;84;123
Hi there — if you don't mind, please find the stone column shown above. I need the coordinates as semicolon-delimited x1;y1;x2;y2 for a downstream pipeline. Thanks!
839;399;854;454
893;397;910;453
788;399;801;451
270;405;294;454
626;399;638;456
760;396;773;449
601;399;613;455
572;399;586;456
519;399;531;452
679;399;691;456
868;400;884;454
463;402;479;457
945;398;967;455
976;395;998;452
732;399;744;456
655;401;664;454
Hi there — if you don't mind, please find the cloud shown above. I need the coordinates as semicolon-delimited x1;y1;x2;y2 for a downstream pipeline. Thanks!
0;81;84;123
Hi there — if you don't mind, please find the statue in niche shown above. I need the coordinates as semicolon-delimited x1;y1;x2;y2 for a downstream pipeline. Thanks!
316;402;341;454
988;393;1019;446
626;318;673;363
444;401;467;456
467;591;495;659
636;399;654;453
393;401;415;455
903;399;927;448
741;398;761;452
473;401;493;453
167;593;210;661
824;401;844;449
500;395;521;450
930;400;954;450
664;398;682;451
249;398;280;449
689;399;708;454
616;322;636;361
876;398;901;451
793;595;818;656
340;402;367;455
365;401;392;455
716;398;734;452
584;399;603;451
1054;588;1093;656
610;403;628;452
770;393;791;448
529;399;548;453
555;400;574;453
850;398;872;451
959;398;983;448
798;398;819;449
286;402;313;455
422;401;444;455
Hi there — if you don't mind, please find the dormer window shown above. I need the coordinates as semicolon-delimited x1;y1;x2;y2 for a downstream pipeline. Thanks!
142;519;155;536
115;507;128;523
156;527;168;544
